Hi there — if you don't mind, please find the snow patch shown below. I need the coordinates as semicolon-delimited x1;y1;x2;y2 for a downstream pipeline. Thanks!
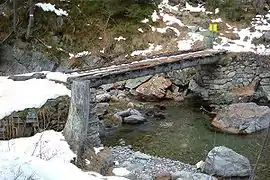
35;3;68;16
0;77;70;120
184;2;206;13
131;43;162;56
211;18;222;23
0;131;127;180
93;147;104;154
141;18;149;23
46;72;68;82
112;168;130;176
138;28;144;33
114;36;126;41
69;51;91;59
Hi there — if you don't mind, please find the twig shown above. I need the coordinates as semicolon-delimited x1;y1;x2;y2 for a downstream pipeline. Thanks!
249;120;270;180
31;132;44;156
35;38;52;49
200;106;217;115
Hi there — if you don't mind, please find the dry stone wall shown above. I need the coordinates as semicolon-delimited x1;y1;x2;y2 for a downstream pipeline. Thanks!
190;53;270;105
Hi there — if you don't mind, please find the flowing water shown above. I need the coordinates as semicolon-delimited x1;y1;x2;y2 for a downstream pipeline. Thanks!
102;99;270;180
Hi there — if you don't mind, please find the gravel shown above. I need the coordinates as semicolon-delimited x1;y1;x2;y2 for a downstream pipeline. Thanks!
109;146;197;179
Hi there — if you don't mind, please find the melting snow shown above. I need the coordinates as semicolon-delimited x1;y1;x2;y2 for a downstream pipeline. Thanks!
138;28;144;33
112;168;130;176
35;3;68;16
0;131;128;180
211;18;223;23
131;43;163;56
69;51;91;59
184;2;206;13
0;77;70;120
141;18;149;23
114;36;126;41
214;11;270;55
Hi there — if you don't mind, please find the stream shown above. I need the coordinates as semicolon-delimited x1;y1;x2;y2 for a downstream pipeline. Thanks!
102;99;270;180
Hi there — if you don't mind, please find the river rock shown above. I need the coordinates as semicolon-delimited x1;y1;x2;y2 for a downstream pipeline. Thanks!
154;172;171;180
95;103;109;117
172;171;217;180
125;75;152;89
203;146;251;177
123;115;146;124
114;108;146;124
136;75;172;100
263;31;270;42
84;147;114;175
211;103;270;134
166;68;196;87
116;108;143;117
96;93;111;102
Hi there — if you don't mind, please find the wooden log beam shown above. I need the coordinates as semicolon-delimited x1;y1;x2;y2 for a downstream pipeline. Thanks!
67;50;226;87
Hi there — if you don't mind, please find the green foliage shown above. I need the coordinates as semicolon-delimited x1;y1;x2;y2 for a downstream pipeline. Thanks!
205;0;255;22
125;3;156;21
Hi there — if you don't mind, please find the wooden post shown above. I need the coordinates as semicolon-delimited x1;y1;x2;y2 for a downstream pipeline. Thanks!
63;80;89;153
63;81;101;156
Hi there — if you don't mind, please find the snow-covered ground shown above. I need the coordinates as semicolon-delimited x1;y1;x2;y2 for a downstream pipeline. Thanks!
0;130;128;180
0;76;70;120
131;0;270;56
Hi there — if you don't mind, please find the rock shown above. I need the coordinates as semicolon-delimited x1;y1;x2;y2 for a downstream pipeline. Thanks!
172;171;217;180
123;115;146;124
138;174;153;180
96;93;111;102
166;68;196;87
0;44;56;76
136;75;172;100
0;96;70;139
127;102;135;108
261;85;270;101
95;103;109;117
263;31;270;42
116;108;143;118
8;72;46;81
154;172;171;180
84;147;114;175
100;84;114;91
125;75;152;89
203;146;251;177
195;160;205;170
212;103;270;134
134;151;152;160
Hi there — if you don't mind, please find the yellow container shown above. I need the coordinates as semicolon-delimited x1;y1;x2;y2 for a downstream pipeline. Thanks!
209;23;218;32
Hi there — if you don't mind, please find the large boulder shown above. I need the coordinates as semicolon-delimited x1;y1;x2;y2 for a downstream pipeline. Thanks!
0;44;56;75
211;103;270;134
203;146;251;177
136;74;172;100
125;75;152;89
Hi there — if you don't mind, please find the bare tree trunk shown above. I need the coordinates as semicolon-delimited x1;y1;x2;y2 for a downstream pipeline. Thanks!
26;0;34;40
63;80;101;166
13;0;16;34
63;80;90;154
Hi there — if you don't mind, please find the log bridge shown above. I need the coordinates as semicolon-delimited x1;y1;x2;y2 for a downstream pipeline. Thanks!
63;49;227;160
65;49;227;87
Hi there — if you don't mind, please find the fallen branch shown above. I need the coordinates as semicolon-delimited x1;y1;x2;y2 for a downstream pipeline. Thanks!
200;106;217;115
